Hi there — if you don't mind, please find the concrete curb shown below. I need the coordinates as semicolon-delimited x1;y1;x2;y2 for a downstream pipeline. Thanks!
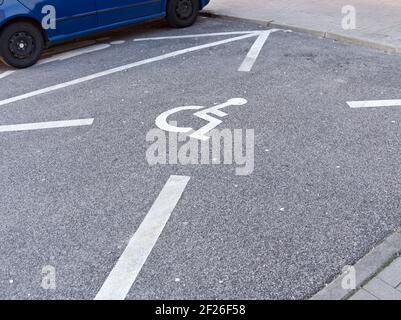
310;230;401;300
201;11;273;27
201;11;401;54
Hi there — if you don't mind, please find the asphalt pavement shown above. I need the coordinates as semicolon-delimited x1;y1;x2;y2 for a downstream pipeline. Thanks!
0;16;400;299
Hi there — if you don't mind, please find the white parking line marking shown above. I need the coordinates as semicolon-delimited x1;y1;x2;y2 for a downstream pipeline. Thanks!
95;175;190;300
0;33;258;107
0;118;94;133
347;100;401;108
0;70;15;80
0;44;111;81
110;40;126;45
133;30;263;41
238;30;274;72
40;43;111;64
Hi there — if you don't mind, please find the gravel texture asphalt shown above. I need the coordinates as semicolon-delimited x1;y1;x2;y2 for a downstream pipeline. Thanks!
0;16;400;299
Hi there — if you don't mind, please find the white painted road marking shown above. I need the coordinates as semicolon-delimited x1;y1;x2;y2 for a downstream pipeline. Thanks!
191;98;248;140
238;29;288;72
0;33;258;107
109;40;126;45
95;175;190;300
155;98;248;141
39;43;111;64
0;70;15;80
155;105;204;133
347;99;401;108
133;30;263;41
0;44;111;80
0;118;94;133
136;29;287;72
239;30;273;72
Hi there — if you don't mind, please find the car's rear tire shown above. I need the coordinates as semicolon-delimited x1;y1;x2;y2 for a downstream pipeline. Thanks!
0;22;44;69
166;0;199;28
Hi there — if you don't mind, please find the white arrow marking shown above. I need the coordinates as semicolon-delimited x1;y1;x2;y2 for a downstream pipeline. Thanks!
95;175;190;300
347;100;401;108
0;118;94;133
0;33;258;107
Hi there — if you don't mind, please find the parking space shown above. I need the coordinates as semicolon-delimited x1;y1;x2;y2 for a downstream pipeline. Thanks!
1;16;401;299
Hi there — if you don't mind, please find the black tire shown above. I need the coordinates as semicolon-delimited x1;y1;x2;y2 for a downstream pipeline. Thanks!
0;22;44;69
166;0;199;28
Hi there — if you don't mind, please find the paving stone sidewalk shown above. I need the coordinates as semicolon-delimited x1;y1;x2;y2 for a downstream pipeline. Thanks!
349;257;401;300
205;0;401;52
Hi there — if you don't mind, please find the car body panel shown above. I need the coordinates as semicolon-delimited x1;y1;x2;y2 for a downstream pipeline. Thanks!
0;0;210;44
17;0;98;38
96;0;162;26
0;0;34;27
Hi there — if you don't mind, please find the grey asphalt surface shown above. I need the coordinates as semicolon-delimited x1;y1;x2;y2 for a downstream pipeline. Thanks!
0;16;401;300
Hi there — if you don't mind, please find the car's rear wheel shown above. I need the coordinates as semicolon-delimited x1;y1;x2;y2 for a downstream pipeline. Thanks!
0;22;44;69
167;0;199;28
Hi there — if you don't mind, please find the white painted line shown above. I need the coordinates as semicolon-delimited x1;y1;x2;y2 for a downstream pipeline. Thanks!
347;100;401;108
95;175;191;300
0;33;258;107
238;30;272;72
0;118;94;133
39;43;111;64
109;40;126;45
0;70;15;80
134;30;262;41
0;44;111;81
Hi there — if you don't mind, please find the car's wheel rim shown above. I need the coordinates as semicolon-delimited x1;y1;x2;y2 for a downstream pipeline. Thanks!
175;0;194;20
9;32;35;60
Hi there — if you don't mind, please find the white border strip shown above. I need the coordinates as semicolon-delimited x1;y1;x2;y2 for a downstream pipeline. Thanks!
134;30;262;41
95;175;191;300
0;118;94;133
347;100;401;108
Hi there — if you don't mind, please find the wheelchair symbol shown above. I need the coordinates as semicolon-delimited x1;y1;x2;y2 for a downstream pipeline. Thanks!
155;98;248;141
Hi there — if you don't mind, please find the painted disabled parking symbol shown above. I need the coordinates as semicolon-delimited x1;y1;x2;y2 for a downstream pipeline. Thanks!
155;98;248;141
149;97;254;176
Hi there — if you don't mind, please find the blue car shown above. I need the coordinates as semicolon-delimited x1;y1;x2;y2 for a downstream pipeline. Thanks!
0;0;210;68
